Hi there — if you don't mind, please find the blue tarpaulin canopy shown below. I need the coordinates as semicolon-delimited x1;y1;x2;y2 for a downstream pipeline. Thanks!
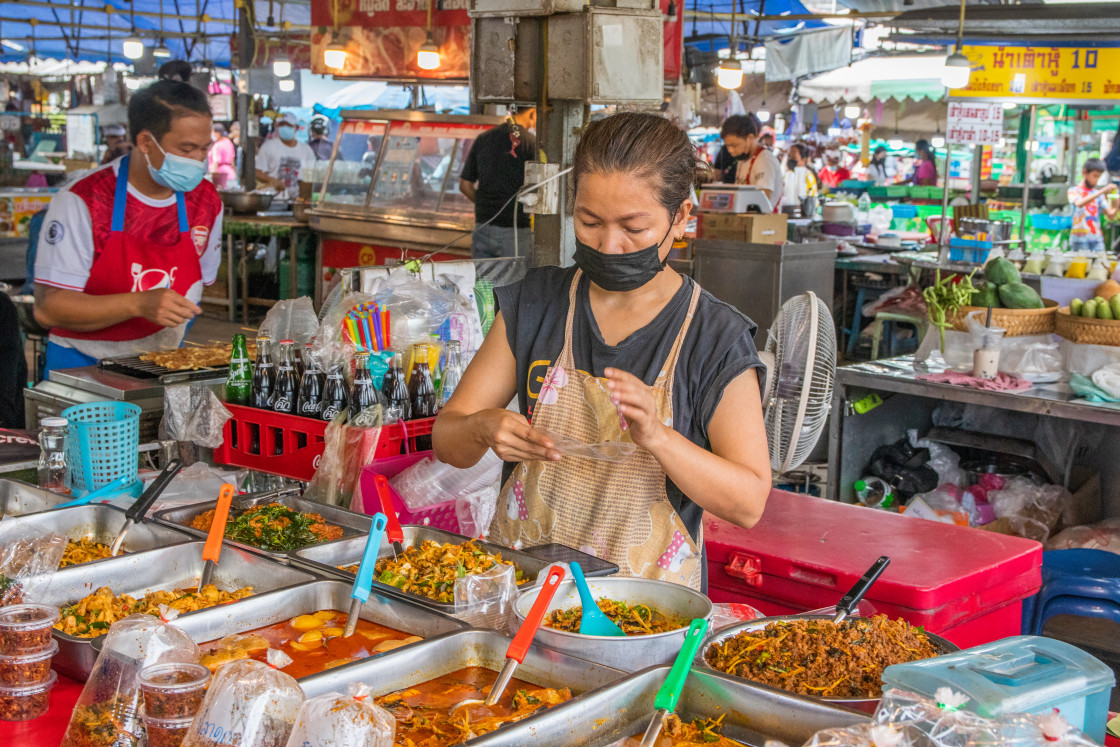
683;0;828;54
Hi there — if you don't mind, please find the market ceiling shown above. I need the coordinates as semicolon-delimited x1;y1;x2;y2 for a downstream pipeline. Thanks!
885;1;1120;44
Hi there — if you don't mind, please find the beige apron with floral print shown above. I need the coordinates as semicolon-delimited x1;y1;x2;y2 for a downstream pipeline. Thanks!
490;271;704;590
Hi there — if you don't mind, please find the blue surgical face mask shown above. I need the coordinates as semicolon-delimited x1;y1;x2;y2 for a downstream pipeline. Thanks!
277;125;296;141
145;136;206;192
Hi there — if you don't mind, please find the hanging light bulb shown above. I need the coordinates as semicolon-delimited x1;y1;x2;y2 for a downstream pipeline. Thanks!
323;42;347;70
888;139;904;151
942;51;971;89
273;50;291;78
122;35;145;60
278;78;295;92
931;135;946;148
153;40;171;58
757;110;770;123
716;58;743;90
844;104;861;119
417;32;440;70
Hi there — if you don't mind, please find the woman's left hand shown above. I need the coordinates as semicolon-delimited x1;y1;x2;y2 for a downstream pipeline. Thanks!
604;367;668;451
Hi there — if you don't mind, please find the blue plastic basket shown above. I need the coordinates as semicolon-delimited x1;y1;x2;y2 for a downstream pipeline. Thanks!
60;402;141;496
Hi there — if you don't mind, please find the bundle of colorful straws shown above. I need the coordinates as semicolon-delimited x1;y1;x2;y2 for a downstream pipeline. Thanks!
343;303;391;352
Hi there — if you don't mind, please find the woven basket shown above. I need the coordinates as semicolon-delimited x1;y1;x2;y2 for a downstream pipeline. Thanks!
1055;307;1120;346
949;299;1058;336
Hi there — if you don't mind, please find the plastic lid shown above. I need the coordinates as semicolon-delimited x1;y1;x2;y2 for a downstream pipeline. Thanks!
0;670;56;696
40;417;67;428
138;662;210;692
0;639;57;663
142;713;197;728
280;339;294;344
0;605;60;631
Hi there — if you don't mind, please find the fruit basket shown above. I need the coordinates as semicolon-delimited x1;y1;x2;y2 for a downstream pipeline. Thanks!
949;300;1058;336
1055;306;1120;346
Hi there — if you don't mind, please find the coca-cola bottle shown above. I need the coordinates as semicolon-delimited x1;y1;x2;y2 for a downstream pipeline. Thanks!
250;334;276;410
382;353;411;423
349;352;381;421
297;350;324;419
321;364;349;422
408;344;437;419
273;340;299;415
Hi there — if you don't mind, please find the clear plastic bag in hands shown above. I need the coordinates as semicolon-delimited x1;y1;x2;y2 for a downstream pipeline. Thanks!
163;385;233;450
0;527;65;605
453;561;517;630
283;683;395;747
259;297;319;352
536;429;637;463
62;613;200;747
182;658;304;747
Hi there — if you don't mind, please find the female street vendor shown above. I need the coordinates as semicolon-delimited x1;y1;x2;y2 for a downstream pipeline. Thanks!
434;112;770;591
33;79;222;374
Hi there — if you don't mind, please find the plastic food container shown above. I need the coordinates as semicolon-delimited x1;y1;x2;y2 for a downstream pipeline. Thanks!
143;713;195;747
0;670;56;721
139;662;210;719
0;604;59;655
0;639;57;686
883;635;1115;743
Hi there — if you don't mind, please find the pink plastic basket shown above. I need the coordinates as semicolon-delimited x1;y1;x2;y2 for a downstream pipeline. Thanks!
359;451;460;534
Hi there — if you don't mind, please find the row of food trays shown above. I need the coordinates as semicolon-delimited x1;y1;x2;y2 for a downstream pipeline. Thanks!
0;479;949;746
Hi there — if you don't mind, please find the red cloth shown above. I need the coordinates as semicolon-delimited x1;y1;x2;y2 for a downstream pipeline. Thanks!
0;672;82;742
917;370;1032;391
819;166;851;189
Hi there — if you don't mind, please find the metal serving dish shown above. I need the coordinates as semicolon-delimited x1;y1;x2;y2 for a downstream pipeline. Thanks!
219;190;273;214
513;576;712;673
153;492;372;564
96;580;470;681
42;541;317;680
0;478;71;517
699;615;960;713
0;504;193;564
300;628;625;705
470;665;869;746
290;525;566;612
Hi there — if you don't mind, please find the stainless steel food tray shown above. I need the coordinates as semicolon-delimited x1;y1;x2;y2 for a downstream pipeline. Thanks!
0;477;71;516
166;579;469;680
291;525;573;613
470;665;869;746
0;504;193;563
152;491;372;564
42;541;317;680
300;629;626;710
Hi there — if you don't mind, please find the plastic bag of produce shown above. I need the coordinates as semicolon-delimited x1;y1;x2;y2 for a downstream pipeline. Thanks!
283;682;395;747
61;612;200;747
181;654;304;747
0;527;65;605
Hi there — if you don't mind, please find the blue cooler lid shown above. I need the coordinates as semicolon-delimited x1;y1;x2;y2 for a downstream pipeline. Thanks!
882;636;1115;718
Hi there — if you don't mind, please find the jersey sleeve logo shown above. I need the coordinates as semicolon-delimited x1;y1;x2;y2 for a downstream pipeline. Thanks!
45;221;65;244
191;225;210;256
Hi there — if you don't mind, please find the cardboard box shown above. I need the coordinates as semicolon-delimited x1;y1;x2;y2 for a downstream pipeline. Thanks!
699;212;787;244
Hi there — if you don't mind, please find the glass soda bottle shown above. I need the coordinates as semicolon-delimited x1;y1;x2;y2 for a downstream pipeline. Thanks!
273;340;299;415
297;350;325;419
37;417;70;495
321;364;349;422
408;343;437;419
225;334;252;406
429;333;443;395
251;334;276;410
439;339;462;408
383;353;411;423
349;352;381;420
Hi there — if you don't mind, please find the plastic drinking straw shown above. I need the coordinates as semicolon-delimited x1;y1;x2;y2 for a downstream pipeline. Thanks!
382;309;391;349
361;313;375;353
345;317;362;350
372;308;383;351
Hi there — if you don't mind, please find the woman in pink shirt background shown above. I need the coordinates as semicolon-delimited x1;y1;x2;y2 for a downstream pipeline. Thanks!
208;123;238;189
912;138;939;186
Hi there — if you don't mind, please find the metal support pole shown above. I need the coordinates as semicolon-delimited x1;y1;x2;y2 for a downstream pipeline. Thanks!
1020;104;1038;242
970;144;982;205
238;5;255;190
938;143;954;244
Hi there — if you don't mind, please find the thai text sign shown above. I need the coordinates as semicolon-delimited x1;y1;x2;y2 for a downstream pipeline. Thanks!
953;45;1120;102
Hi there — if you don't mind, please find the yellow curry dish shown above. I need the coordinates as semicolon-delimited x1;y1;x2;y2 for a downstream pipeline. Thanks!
55;585;254;638
60;538;118;568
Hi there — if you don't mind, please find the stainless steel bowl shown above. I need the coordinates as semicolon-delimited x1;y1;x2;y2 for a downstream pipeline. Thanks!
699;614;959;713
513;576;712;672
219;190;274;214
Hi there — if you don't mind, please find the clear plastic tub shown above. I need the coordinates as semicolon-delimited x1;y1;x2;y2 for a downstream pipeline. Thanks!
0;604;59;655
0;670;57;721
139;662;210;719
0;639;57;686
143;713;195;747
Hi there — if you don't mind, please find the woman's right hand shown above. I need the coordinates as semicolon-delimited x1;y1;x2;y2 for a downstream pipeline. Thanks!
471;409;561;463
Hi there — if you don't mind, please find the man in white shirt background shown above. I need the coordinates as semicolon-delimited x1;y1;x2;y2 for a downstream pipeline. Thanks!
256;112;315;199
719;114;783;212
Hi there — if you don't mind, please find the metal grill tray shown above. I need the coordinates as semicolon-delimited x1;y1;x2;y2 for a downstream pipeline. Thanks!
0;504;193;563
148;579;469;681
43;541;317;680
152;492;373;564
469;665;869;747
98;353;225;382
289;526;612;613
0;478;72;517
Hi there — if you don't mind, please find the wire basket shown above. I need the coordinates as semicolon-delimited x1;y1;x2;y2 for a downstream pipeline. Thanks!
950;300;1058;336
1055;307;1120;346
60;401;141;495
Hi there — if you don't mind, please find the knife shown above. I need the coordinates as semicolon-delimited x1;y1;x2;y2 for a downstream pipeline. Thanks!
198;484;236;594
343;512;388;638
109;459;182;556
638;618;710;747
374;474;405;557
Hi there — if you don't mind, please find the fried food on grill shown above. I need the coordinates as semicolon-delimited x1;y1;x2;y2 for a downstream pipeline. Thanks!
60;538;117;567
356;540;527;604
543;599;687;636
704;615;939;699
139;342;257;371
190;502;344;552
55;584;254;638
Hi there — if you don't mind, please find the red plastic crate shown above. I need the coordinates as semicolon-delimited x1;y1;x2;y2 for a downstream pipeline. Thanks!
359;451;460;533
214;403;436;482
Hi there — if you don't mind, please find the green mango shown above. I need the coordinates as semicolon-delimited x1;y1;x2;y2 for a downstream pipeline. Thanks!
998;282;1045;310
970;283;1001;309
984;257;1022;286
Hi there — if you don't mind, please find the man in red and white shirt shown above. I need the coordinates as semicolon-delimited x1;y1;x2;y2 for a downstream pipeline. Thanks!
34;78;222;373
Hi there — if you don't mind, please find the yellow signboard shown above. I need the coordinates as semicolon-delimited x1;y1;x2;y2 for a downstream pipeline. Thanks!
952;45;1120;102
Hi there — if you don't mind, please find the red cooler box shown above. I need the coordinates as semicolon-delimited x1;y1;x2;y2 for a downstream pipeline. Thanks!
706;490;1042;649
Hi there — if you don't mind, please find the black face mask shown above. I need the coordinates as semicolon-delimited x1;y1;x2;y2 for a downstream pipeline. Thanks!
574;223;674;292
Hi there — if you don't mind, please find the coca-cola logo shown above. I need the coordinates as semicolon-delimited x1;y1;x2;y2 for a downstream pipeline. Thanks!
301;400;321;414
274;397;291;411
313;454;322;469
323;406;339;420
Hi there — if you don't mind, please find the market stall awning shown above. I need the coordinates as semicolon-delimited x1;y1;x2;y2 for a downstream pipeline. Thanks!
798;53;948;104
886;2;1120;45
682;0;828;54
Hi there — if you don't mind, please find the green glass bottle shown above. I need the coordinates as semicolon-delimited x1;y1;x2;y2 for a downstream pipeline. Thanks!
225;334;252;406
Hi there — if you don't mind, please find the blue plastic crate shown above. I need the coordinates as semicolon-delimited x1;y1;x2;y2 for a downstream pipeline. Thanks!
891;204;918;219
1030;214;1073;231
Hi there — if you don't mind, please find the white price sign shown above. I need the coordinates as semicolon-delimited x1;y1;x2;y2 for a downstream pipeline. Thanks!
946;102;1004;146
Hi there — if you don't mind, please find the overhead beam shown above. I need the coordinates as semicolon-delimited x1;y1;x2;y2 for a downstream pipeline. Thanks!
6;0;311;30
683;10;898;21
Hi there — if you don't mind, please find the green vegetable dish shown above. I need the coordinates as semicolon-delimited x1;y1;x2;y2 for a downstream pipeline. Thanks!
189;502;345;553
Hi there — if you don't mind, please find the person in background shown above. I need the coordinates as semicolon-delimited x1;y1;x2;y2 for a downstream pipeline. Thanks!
208;123;237;190
911;139;939;186
459;105;537;259
782;142;818;218
818;149;851;189
256;113;315;199
157;60;192;83
308;118;334;160
100;124;131;165
1069;158;1119;254
228;122;243;179
719;114;782;211
759;127;775;150
868;146;891;186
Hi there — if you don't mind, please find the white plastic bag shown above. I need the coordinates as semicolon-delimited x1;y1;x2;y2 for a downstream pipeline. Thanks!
163;385;233;450
454;483;499;540
391;451;502;511
259;297;319;352
283;683;395;747
182;658;304;747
